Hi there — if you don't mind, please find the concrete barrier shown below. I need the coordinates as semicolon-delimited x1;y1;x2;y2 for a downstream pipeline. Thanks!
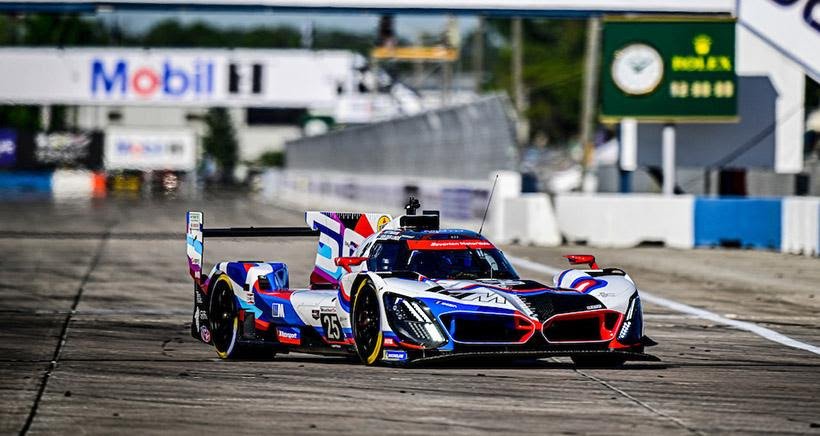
694;197;782;249
781;197;820;256
502;193;561;246
51;169;94;200
485;171;521;244
0;171;52;198
555;193;695;248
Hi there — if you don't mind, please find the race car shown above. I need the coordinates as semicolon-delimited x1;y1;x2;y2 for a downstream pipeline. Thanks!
185;200;657;367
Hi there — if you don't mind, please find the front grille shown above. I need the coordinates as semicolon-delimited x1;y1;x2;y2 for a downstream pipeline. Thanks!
542;310;621;343
439;313;533;343
519;292;602;321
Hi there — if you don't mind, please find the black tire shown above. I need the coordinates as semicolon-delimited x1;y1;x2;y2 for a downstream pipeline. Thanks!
209;275;240;359
351;281;383;365
208;275;275;360
571;354;626;368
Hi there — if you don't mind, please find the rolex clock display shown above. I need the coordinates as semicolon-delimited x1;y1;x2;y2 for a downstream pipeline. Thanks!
611;43;664;96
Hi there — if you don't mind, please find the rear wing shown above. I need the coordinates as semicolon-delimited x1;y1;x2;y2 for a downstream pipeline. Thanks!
185;211;319;286
186;210;392;289
305;211;392;288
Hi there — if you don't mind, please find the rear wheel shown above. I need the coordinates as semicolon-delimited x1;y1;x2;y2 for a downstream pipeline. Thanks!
352;281;383;365
571;354;626;368
209;275;240;359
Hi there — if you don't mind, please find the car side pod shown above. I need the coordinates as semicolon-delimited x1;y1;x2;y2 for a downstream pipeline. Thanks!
564;254;599;269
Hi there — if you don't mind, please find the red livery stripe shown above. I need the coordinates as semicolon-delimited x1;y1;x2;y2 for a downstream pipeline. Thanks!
406;239;495;250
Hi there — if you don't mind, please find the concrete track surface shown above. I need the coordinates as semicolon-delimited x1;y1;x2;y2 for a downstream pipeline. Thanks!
0;195;818;435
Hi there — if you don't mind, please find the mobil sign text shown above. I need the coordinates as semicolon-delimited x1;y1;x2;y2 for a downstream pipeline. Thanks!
91;56;215;101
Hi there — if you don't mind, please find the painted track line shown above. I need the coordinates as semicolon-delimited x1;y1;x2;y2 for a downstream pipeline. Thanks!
506;255;820;356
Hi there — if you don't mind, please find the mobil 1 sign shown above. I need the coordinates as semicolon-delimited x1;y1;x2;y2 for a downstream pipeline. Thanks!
601;19;737;121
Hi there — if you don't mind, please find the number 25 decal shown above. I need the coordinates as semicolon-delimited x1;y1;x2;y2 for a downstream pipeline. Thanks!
321;313;343;341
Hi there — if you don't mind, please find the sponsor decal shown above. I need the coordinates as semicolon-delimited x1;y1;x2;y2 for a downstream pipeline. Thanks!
586;304;604;310
377;215;391;231
199;326;211;343
276;327;301;345
271;303;284;318
311;309;320;320
320;313;344;341
383;350;408;361
319;305;336;313
406;240;495;251
383;337;397;347
436;301;458;308
439;290;506;304
461;291;506;304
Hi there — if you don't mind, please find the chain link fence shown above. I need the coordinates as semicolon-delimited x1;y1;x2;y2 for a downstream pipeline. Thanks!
286;94;519;181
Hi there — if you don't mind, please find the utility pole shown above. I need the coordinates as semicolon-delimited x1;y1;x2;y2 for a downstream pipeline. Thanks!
472;16;485;92
579;16;602;192
511;17;528;143
442;16;459;106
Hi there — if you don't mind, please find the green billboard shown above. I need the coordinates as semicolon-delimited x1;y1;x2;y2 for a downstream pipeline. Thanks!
600;18;737;122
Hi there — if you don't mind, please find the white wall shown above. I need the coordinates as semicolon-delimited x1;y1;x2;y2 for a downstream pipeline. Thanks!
736;25;806;174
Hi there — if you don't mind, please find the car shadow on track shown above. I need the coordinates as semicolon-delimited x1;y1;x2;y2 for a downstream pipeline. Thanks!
267;355;670;370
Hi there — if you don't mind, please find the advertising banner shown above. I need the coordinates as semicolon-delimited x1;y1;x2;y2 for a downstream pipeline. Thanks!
601;19;737;122
0;129;16;167
35;132;92;166
14;0;735;14
0;48;356;107
104;128;197;171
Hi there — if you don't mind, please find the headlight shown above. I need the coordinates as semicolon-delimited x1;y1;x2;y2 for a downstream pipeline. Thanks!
617;296;643;343
383;293;447;348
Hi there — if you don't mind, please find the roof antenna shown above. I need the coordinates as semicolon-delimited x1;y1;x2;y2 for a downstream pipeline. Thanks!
478;174;499;235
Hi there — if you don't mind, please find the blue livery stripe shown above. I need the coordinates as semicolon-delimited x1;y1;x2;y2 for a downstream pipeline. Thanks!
186;235;203;254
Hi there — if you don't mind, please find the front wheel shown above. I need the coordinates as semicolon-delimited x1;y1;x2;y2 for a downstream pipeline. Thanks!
352;281;383;365
571;354;626;368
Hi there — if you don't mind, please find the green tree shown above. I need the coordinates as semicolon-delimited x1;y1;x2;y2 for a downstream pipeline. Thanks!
484;18;586;145
203;107;239;184
0;105;41;132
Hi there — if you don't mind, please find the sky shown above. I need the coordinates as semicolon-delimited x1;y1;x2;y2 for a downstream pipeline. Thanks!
99;11;480;41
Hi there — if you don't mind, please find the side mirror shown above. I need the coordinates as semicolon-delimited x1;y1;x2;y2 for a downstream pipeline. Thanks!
334;256;368;273
564;254;598;269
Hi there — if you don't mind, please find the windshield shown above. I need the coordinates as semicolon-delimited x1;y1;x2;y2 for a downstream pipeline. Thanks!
367;241;519;280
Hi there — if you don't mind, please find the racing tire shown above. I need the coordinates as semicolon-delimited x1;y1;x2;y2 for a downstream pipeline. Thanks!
571;354;627;368
209;275;242;359
351;280;383;365
208;275;276;360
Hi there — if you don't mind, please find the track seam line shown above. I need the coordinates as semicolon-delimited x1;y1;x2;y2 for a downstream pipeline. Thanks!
574;369;705;435
18;229;111;436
